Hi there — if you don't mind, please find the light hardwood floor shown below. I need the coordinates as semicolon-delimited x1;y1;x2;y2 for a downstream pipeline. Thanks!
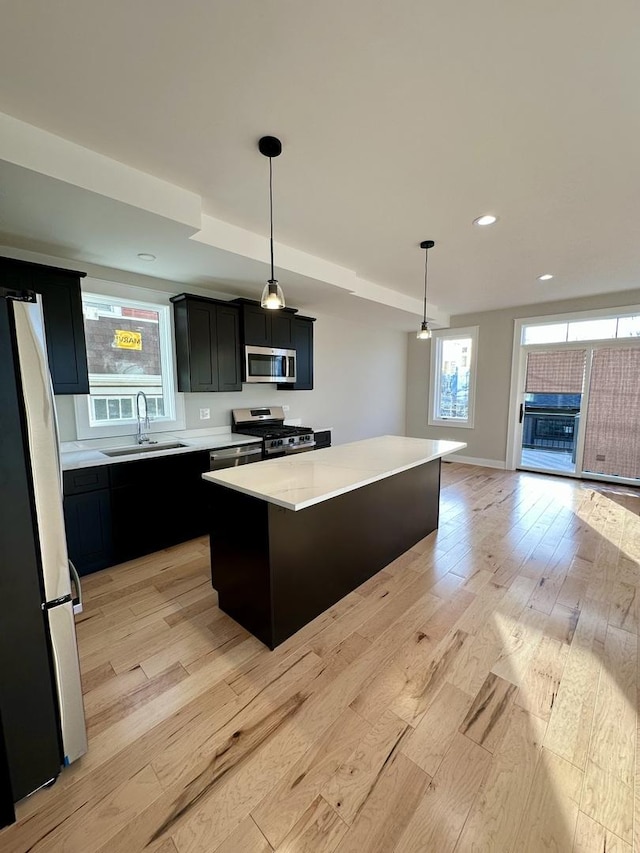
2;463;639;852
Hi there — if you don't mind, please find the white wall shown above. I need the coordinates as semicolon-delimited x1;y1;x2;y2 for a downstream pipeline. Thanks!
406;288;640;465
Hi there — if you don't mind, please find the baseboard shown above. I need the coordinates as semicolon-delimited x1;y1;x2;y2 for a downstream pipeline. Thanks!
445;454;506;470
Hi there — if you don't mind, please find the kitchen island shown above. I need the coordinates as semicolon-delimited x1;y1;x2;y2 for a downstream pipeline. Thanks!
203;435;465;648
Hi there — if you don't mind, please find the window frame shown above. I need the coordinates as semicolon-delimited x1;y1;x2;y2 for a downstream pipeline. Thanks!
520;304;640;346
73;280;185;440
428;325;479;430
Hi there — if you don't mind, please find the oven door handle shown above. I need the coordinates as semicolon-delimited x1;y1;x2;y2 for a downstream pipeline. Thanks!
284;441;316;453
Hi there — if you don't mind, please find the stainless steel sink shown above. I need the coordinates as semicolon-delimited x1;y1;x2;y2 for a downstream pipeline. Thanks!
102;442;189;458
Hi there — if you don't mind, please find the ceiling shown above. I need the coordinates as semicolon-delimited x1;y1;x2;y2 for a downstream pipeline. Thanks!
1;0;639;326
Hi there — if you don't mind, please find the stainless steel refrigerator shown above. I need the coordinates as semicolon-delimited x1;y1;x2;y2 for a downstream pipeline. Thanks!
0;288;87;822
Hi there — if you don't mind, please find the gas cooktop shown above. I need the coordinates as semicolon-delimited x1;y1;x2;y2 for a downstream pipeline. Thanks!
232;407;315;456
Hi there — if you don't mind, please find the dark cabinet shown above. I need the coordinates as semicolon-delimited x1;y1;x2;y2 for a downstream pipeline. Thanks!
242;303;271;347
171;294;241;392
0;257;89;395
110;450;211;561
64;450;209;575
278;316;315;391
63;467;112;575
216;304;243;391
64;450;212;573
271;313;294;348
314;429;332;450
64;490;113;576
240;301;294;348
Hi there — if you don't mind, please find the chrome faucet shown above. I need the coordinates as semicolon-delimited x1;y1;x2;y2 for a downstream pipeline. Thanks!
136;391;154;444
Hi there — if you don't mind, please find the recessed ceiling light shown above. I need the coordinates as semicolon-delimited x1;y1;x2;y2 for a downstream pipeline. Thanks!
137;253;156;262
537;274;554;281
473;214;498;226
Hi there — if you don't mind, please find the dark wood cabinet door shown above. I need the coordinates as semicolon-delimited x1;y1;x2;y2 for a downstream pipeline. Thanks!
216;304;242;391
186;301;218;392
270;313;294;348
279;317;314;391
64;489;113;575
242;303;271;346
173;295;242;393
109;484;152;563
0;258;89;395
293;318;314;389
38;273;90;395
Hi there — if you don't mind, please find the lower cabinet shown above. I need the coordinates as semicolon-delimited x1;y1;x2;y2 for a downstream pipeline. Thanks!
314;429;332;450
110;451;211;563
63;450;211;574
63;489;113;576
63;466;112;575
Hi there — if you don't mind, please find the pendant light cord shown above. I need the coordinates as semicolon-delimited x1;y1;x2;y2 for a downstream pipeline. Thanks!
423;247;429;323
269;156;275;281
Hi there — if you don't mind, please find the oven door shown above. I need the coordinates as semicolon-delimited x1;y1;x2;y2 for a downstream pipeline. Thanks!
267;441;317;459
245;346;296;384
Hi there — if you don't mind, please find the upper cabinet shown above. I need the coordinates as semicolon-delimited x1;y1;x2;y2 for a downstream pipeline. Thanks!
279;316;315;391
233;299;315;391
239;300;295;348
0;257;89;395
171;294;242;392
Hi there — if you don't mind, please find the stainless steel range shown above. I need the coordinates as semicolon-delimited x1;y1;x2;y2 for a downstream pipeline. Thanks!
232;406;316;457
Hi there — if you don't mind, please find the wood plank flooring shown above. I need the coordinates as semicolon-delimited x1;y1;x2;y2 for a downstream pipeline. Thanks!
1;463;639;852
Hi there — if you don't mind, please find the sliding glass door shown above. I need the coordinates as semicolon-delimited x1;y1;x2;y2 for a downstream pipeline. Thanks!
513;340;640;484
518;349;586;476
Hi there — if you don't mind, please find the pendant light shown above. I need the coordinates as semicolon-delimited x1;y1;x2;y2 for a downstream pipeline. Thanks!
417;239;435;340
258;135;285;310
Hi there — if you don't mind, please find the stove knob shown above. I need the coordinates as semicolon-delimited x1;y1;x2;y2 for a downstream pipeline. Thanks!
289;437;295;443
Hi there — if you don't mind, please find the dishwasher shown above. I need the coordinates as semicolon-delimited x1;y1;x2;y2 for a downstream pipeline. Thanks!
209;443;263;470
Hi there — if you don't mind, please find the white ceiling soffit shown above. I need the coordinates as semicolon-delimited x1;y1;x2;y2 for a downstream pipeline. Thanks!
0;112;447;329
0;1;639;317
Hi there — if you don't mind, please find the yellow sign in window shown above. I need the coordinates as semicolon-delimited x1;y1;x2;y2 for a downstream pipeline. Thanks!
113;330;142;350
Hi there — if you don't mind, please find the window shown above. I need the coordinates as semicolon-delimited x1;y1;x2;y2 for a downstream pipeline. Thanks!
522;309;640;345
74;288;182;439
429;326;478;429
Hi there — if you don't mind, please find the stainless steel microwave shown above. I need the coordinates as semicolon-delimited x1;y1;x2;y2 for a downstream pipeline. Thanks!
244;345;296;384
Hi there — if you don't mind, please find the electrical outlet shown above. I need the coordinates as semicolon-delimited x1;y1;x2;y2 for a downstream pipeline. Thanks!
199;408;210;420
282;405;290;413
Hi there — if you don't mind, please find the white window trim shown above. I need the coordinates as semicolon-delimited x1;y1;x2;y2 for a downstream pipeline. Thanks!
519;302;640;345
73;279;185;440
428;325;479;429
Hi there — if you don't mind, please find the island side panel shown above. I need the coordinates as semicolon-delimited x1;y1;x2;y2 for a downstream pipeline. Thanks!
207;484;275;648
267;458;441;646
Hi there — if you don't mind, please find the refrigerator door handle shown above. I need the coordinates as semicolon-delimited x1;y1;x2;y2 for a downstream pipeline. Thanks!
47;369;64;499
68;560;83;615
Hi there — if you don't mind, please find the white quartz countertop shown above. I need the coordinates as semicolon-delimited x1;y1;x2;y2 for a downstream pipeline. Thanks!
201;435;466;511
60;430;261;471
